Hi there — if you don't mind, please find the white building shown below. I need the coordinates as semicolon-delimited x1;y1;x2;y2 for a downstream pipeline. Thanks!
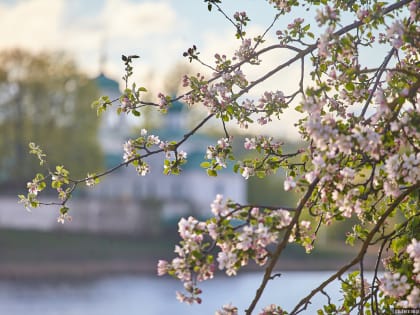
91;73;247;226
0;73;246;235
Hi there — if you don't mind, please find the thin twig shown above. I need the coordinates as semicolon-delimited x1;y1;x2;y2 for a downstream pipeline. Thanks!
290;183;420;314
245;177;320;315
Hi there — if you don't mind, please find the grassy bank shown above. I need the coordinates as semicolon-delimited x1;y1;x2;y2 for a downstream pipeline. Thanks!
0;228;375;280
0;228;173;263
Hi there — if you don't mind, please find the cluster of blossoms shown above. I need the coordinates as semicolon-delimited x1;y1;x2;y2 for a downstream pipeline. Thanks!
315;5;339;26
57;211;72;224
19;174;45;211
234;38;254;62
205;137;233;172
235;90;286;129
123;139;137;162
287;17;304;30
384;152;420;197
157;92;169;111
19;144;76;222
288;220;314;253
379;239;420;308
386;20;405;49
183;69;249;116
157;216;214;304
122;129;162;176
119;95;134;112
259;304;287;315
85;173;97;187
317;25;335;58
215;303;238;315
294;74;419;222
239;136;288;180
283;176;296;191
407;239;420;282
157;137;189;175
379;273;411;299
182;73;207;107
267;0;291;12
233;11;250;38
214;53;229;69
255;91;287;126
27;178;42;196
158;194;294;306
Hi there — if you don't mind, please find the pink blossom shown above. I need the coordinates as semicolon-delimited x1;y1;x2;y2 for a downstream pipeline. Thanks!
136;163;150;176
27;181;39;196
147;135;161;145
234;38;253;61
157;260;169;276
387;21;404;49
284;176;296;191
217;251;237;276
379;272;410;298
407;287;420;308
178;150;187;159
242;166;254;180
318;26;334;57
409;1;418;21
407;239;420;260
157;93;168;109
215;303;238;315
211;194;228;217
244;138;256;150
123;140;136;162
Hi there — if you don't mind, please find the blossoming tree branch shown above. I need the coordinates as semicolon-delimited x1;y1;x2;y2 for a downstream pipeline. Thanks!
19;0;419;314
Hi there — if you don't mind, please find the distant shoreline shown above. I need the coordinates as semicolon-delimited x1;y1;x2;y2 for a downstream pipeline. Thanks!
0;256;379;281
0;228;381;281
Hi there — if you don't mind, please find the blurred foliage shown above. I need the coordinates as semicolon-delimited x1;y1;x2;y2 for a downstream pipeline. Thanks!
247;176;298;207
245;139;302;207
0;49;103;192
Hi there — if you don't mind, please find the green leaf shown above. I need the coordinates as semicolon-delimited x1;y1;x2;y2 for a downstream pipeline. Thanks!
200;162;211;168
38;182;46;190
51;181;60;189
256;171;265;178
60;206;69;215
207;169;217;177
345;82;355;91
192;250;202;259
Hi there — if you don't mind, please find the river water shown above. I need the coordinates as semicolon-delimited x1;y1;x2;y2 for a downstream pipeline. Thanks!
0;271;345;315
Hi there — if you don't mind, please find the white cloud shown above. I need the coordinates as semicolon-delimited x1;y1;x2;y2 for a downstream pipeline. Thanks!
0;0;182;77
0;0;65;51
98;0;177;40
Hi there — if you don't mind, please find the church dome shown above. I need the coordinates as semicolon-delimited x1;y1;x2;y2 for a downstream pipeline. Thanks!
95;73;120;92
168;98;184;113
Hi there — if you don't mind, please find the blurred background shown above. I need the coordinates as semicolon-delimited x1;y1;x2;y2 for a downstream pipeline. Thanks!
0;1;378;314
